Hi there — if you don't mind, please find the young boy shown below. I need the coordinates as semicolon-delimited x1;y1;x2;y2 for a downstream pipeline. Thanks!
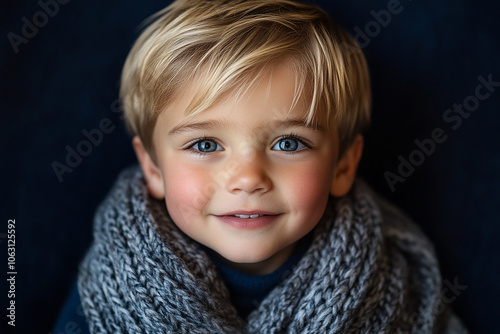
55;0;466;332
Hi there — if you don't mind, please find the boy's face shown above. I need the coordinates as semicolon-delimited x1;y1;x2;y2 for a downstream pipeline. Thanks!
141;61;347;275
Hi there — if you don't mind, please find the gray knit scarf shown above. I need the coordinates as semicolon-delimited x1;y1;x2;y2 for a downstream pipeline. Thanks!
78;166;466;333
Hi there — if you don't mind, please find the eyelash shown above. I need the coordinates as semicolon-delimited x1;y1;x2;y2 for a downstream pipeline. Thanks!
184;136;223;156
272;133;311;153
183;133;312;156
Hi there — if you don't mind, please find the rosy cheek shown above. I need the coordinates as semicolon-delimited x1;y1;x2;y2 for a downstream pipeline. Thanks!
163;164;211;226
286;164;331;219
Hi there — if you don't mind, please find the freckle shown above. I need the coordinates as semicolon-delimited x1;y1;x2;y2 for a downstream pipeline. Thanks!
227;160;240;174
209;169;227;186
203;182;217;197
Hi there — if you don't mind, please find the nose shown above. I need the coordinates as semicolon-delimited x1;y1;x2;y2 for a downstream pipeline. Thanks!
225;152;272;195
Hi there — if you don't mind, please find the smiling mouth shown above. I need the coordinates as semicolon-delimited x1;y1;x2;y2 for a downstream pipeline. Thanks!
219;210;278;218
233;214;264;219
215;211;280;229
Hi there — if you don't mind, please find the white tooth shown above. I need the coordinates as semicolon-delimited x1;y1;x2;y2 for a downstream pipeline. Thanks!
235;214;250;218
249;214;260;218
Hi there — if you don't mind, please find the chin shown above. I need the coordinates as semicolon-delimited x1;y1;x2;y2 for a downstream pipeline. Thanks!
213;242;294;275
219;249;272;264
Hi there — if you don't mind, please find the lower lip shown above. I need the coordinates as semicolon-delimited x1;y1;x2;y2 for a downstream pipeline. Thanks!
216;215;280;230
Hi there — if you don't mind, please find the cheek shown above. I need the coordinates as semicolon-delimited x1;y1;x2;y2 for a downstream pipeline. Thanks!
283;161;333;219
162;163;212;226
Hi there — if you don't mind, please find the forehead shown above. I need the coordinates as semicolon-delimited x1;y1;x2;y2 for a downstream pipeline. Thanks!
156;60;329;133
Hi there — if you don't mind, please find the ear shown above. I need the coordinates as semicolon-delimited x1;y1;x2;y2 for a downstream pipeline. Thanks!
330;134;364;197
132;136;165;199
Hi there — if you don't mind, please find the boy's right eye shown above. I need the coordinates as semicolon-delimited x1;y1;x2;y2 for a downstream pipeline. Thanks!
188;139;223;153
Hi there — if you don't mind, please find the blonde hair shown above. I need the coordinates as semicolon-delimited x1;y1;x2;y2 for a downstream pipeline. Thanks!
120;0;371;157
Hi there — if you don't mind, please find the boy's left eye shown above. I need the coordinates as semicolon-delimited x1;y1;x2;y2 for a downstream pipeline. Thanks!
271;137;307;152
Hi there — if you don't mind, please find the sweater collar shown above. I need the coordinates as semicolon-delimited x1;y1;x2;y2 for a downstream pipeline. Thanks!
205;231;313;318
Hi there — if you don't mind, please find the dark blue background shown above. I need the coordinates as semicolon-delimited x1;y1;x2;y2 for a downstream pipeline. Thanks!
1;0;499;333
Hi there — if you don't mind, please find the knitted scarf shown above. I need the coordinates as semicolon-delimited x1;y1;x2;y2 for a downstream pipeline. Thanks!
78;166;465;333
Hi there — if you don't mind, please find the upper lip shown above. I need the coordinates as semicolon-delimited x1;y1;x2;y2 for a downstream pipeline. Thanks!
216;210;279;216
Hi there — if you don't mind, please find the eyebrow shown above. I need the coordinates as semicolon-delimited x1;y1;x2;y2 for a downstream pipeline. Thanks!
168;118;323;136
270;119;323;132
169;119;230;135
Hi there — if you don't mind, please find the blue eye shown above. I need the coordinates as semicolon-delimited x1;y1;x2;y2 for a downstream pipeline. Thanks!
272;137;307;152
191;139;223;153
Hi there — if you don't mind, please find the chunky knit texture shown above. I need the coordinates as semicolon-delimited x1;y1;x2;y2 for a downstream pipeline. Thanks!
78;167;466;333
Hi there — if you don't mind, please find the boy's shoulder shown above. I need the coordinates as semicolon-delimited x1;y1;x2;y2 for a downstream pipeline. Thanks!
52;281;90;334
